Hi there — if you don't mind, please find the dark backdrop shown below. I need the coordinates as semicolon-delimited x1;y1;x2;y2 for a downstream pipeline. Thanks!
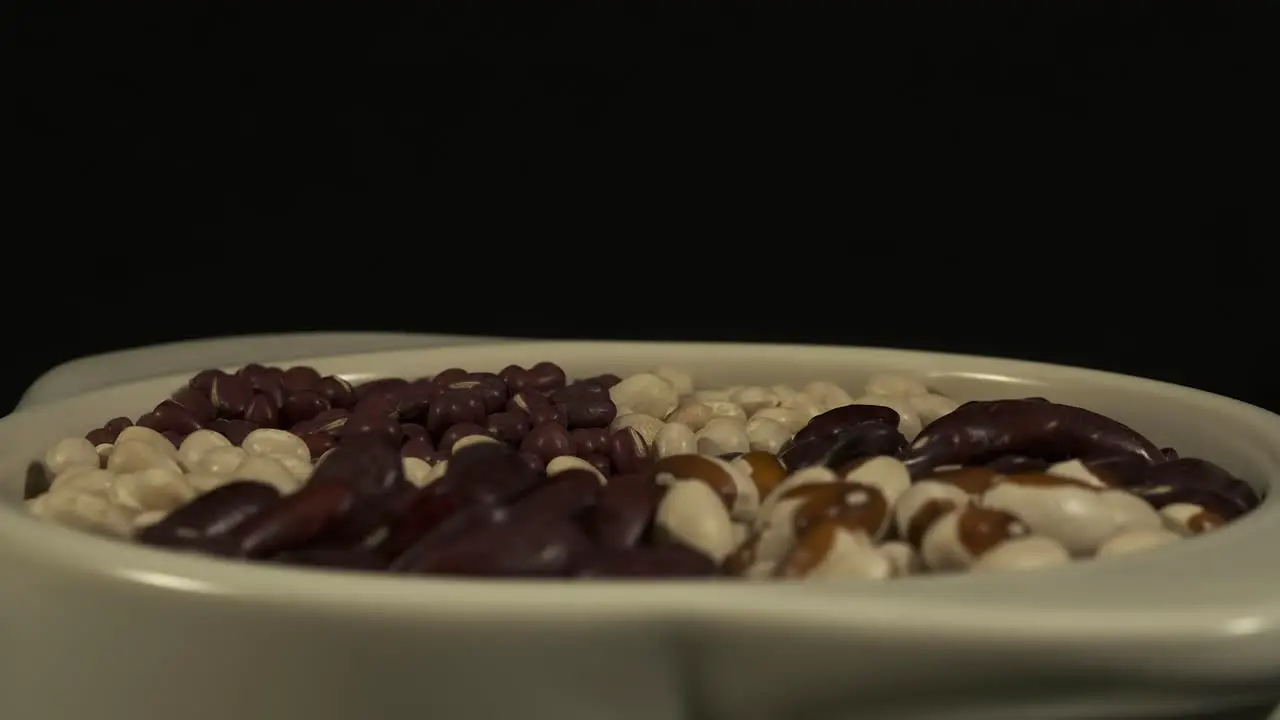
11;1;1272;414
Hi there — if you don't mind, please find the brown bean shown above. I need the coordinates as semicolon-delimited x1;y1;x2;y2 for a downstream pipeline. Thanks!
589;473;661;549
508;468;602;523
170;387;217;423
315;376;356;409
397;517;591;577
526;361;568;393
150;400;203;434
485;411;529;446
439;423;491;453
281;366;322;392
565;396;617;429
340;413;402;446
291;408;350;436
793;404;900;445
521;422;575;463
528;403;568;426
309;435;407;498
138;481;282;550
426;390;487;436
387;504;511;570
189;369;228;395
244;394;280;428
281;390;330;426
209;374;253;419
235;482;356;558
571;428;611;456
430;368;470;387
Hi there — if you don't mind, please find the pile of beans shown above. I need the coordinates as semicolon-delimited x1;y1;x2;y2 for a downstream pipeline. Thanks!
21;361;1263;579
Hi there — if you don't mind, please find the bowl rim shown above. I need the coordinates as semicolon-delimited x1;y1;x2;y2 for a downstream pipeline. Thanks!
4;339;1280;645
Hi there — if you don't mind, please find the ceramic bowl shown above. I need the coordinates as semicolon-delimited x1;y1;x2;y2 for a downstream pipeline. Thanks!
3;341;1279;720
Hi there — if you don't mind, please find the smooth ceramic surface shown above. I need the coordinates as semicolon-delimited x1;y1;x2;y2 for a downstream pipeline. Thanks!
3;341;1280;720
15;332;509;409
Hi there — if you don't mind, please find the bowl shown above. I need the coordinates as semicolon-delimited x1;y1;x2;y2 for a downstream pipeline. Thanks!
3;340;1279;720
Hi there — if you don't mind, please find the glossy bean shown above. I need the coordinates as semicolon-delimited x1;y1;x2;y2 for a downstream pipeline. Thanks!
234;482;356;558
138;481;282;550
792;404;900;445
397;517;591;577
589;473;662;549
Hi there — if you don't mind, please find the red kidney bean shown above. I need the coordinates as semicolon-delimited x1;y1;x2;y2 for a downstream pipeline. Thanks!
235;482;356;558
439;423;491;453
149;400;203;434
301;432;337;459
170;387;216;423
138;481;282;550
485;411;529;446
387;503;512;569
589;473;661;549
189;369;227;395
902;398;1164;475
291;408;350;436
984;455;1050;474
521;422;575;463
426;390;487;436
282;390;330;426
207;419;259;446
309;435;407;498
526;362;568;393
564;396;617;429
340;413;402;446
24;462;52;500
281;366;322;393
507;469;602;523
396;517;592;577
244;394;280;428
1129;458;1260;518
607;428;651;474
85;426;115;445
272;546;390;572
209;374;253;419
315;376;356;409
577;543;719;578
571;428;610;456
792;404;900;445
779;423;905;471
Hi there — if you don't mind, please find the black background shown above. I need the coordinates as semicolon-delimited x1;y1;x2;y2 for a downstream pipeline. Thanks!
10;1;1272;414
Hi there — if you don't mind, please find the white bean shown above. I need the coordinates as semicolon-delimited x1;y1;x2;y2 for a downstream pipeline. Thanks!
234;455;301;494
195;445;249;476
695;417;750;456
877;541;923;577
750;406;808;434
43;437;100;477
185;472;235;494
49;467;115;496
744;416;791;455
803;381;855;411
1096;528;1180;557
652;365;695;396
981;481;1161;556
115;426;177;457
241;429;310;464
969;536;1071;573
177;429;233;471
655;479;736;561
546;455;606;485
609;373;679;419
908;393;960;426
610;413;666;448
403;457;433;487
654;422;698;458
28;491;135;537
110;468;196;512
864;373;929;398
106;441;183;475
730;386;780;415
667;402;715;431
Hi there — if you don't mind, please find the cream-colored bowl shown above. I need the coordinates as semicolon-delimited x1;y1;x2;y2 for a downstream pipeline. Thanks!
2;341;1279;720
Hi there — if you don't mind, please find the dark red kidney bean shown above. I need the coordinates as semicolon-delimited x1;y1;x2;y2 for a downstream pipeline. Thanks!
150;400;203;434
138;481;282;549
426;390;487;436
209;374;253;419
315;376;356;409
282;390;330;426
607;428;651;474
387;503;511;569
244;395;280;428
272;546;390;571
484;412;529;446
310;434;407;497
985;455;1050;474
282;366;322;392
578;543;719;578
381;444;540;556
162;431;185;448
398;517;592;577
301;432;337;460
432;367;470;385
208;419;259;446
439;423;492;453
135;412;164;432
1161;447;1179;461
24;462;52;499
780;423;905;471
170;387;216;423
1081;455;1152;486
340;413;402;446
355;377;409;402
581;453;613;478
104;416;134;434
506;390;550;415
590;473;661;549
320;477;418;545
508;469;602;523
291;408;350;436
1134;458;1260;515
245;372;285;409
521;422;575;463
85;427;116;445
528;403;567;426
585;373;622;389
793;405;900;445
189;369;228;395
235;482;356;558
526;361;567;393
402;438;435;461
570;428;610;456
517;451;546;475
565;397;617;429
902;398;1164;475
